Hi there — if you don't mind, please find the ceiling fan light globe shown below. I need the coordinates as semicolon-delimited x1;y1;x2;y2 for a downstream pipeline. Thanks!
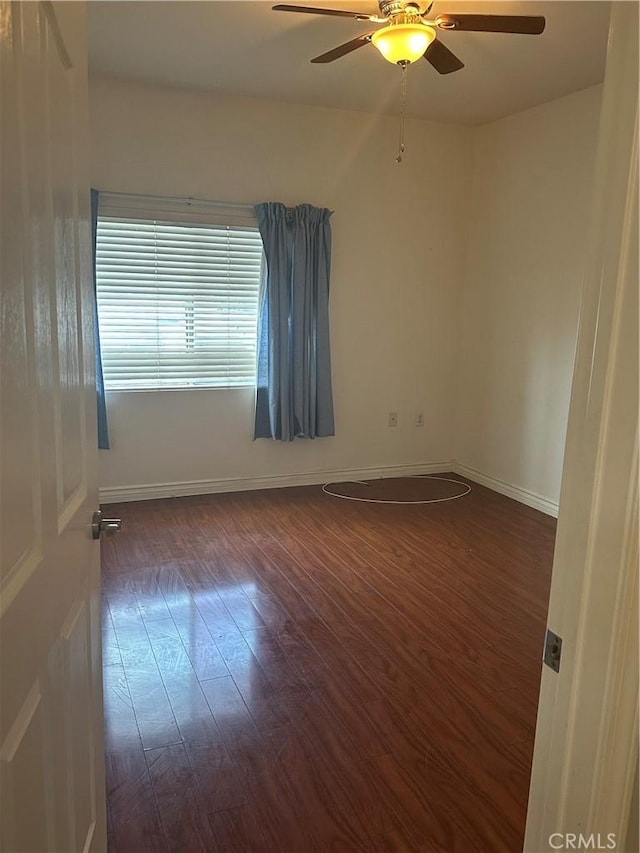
371;23;435;64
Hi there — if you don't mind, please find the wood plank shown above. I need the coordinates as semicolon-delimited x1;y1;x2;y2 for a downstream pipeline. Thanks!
206;803;269;852
146;742;219;851
105;747;165;853
101;481;554;852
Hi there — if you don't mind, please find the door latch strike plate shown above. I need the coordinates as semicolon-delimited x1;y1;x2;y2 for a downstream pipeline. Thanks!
543;628;562;673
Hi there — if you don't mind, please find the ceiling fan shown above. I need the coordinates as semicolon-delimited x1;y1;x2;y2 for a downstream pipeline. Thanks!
272;1;546;73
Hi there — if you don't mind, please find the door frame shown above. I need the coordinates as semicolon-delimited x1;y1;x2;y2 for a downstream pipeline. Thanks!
524;3;639;851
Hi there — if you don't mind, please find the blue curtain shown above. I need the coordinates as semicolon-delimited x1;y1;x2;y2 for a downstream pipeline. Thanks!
254;202;335;441
91;189;110;450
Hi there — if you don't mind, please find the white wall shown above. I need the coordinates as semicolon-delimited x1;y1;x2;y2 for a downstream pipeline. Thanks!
455;85;602;509
90;77;602;508
89;76;472;499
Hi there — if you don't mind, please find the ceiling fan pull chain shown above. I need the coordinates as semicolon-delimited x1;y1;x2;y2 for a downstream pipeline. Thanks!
396;60;408;164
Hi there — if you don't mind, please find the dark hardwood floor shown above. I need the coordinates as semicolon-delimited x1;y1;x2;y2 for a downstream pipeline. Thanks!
101;477;555;853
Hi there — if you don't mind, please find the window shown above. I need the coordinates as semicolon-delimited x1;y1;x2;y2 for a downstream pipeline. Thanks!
96;194;262;390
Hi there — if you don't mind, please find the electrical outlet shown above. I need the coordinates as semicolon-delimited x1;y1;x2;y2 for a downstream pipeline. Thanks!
415;412;424;427
388;411;398;427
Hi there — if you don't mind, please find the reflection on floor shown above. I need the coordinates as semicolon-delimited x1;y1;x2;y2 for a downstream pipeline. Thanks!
102;478;555;852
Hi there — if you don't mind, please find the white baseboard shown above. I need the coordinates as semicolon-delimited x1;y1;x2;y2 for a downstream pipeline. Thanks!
100;460;560;517
452;462;559;518
99;461;454;504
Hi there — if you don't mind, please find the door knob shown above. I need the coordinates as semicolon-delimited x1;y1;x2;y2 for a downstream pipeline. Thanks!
92;510;122;540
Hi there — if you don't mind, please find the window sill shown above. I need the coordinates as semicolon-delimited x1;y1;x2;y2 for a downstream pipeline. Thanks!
105;385;255;394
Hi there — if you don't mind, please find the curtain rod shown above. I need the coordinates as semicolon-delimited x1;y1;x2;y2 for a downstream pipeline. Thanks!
96;190;256;211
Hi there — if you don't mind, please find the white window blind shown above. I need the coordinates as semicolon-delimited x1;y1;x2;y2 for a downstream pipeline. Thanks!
96;195;262;391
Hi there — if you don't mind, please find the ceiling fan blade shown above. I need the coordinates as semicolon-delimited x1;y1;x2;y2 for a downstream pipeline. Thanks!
436;14;545;35
424;38;464;74
273;5;375;21
311;32;373;63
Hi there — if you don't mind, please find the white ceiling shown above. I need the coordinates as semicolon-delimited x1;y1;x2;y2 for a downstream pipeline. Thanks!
88;0;610;124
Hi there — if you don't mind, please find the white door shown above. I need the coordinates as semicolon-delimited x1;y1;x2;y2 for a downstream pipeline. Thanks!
525;3;638;851
0;2;106;851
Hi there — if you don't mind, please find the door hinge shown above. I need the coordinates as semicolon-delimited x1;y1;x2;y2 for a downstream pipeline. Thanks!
543;628;563;673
